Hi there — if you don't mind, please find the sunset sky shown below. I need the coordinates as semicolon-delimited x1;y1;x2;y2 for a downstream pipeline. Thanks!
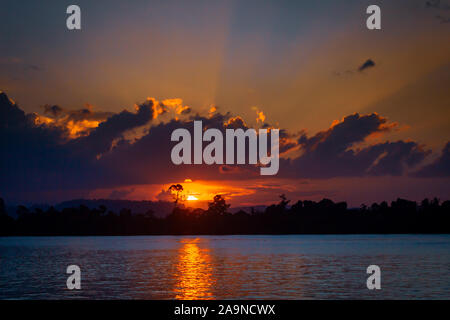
1;0;449;207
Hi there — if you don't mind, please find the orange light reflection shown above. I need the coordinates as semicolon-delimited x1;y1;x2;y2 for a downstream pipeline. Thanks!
174;238;215;300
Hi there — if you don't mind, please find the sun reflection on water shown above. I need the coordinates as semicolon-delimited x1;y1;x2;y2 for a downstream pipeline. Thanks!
174;238;215;300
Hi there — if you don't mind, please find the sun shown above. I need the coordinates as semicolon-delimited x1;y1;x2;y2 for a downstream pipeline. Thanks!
187;195;198;201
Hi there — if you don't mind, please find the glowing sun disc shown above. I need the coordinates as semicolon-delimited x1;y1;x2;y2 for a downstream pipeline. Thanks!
187;195;198;201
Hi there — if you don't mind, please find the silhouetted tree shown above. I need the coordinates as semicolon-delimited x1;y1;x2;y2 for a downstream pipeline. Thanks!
279;194;290;209
0;198;14;235
207;195;230;216
291;200;303;212
144;209;155;218
169;184;184;205
99;205;107;215
265;194;291;216
0;196;449;236
16;205;29;218
0;198;5;215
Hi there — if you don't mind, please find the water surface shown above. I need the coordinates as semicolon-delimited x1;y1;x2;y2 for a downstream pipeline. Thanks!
0;235;449;299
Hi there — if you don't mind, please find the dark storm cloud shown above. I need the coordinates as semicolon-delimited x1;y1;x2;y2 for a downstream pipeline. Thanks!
66;107;97;121
0;92;80;193
425;0;450;23
0;92;155;194
96;112;261;186
414;142;450;177
425;0;450;10
333;59;376;76
43;104;63;117
0;92;257;197
43;103;113;122
279;113;428;178
0;91;446;199
70;100;154;157
358;59;376;72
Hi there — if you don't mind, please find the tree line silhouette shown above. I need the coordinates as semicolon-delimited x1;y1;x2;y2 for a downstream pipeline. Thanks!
0;195;449;236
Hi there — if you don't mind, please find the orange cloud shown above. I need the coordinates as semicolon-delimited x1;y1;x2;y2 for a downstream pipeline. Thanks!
208;105;217;118
224;116;247;128
251;106;266;124
146;97;191;122
33;113;103;139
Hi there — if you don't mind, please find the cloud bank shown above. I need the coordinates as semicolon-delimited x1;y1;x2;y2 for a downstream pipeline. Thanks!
0;91;447;200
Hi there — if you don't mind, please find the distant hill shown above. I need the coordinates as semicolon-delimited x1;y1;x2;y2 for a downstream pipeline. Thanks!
55;199;175;218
